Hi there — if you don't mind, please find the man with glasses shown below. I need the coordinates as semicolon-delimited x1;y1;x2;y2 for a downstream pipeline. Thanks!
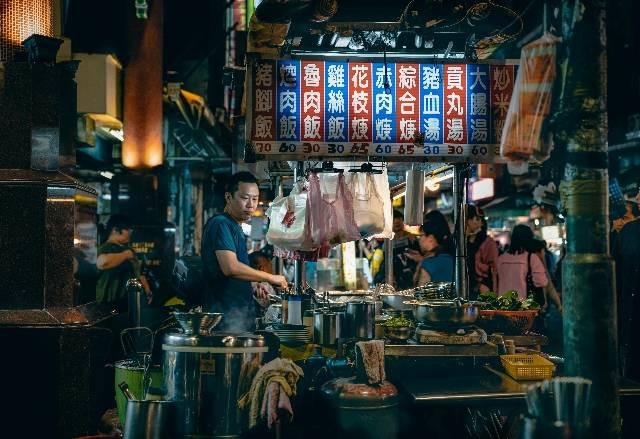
96;214;151;312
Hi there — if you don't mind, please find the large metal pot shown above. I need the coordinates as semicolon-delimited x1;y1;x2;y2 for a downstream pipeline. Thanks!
405;299;480;327
123;400;178;439
379;293;414;311
314;309;345;346
346;301;375;339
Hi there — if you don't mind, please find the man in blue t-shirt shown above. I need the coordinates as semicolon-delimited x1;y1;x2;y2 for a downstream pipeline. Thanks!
201;172;288;331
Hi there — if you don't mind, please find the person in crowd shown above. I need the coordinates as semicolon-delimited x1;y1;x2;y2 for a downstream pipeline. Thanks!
96;214;151;312
529;238;562;312
612;196;640;380
496;224;548;300
201;171;288;331
391;210;420;289
414;211;454;285
359;238;385;285
465;205;498;299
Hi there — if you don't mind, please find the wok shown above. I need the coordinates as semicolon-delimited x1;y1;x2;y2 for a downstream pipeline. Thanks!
404;299;480;327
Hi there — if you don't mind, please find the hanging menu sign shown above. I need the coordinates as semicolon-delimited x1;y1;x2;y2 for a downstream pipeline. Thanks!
249;59;517;162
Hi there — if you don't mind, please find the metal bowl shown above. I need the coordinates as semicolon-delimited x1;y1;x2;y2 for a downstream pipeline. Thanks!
173;312;223;335
384;326;413;341
380;293;415;310
404;300;479;327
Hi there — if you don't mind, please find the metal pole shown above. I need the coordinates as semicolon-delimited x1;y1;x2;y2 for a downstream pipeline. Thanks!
293;163;304;292
272;176;284;275
384;238;394;287
453;164;468;299
558;1;619;436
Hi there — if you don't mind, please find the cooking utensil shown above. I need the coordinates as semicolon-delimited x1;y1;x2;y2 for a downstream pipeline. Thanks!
380;292;415;311
384;326;413;341
346;301;375;339
124;400;178;439
313;309;345;346
120;326;154;367
405;299;480;326
119;381;136;401
173;311;223;335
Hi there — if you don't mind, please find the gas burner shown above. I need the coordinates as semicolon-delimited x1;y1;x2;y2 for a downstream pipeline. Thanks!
414;326;488;345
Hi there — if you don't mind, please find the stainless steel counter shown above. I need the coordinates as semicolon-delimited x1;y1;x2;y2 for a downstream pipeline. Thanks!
385;342;498;357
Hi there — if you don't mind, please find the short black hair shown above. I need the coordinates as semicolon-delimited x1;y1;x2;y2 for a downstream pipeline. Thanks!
393;210;404;220
466;204;484;219
508;224;534;254
225;171;258;195
421;210;452;248
106;214;131;235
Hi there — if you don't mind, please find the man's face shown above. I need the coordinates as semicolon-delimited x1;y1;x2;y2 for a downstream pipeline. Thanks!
113;227;131;244
392;218;405;233
226;182;260;222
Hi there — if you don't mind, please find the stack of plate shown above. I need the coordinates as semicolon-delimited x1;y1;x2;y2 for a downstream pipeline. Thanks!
267;324;311;345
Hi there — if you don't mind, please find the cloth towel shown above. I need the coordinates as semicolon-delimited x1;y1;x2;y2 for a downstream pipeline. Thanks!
355;339;386;385
237;357;304;429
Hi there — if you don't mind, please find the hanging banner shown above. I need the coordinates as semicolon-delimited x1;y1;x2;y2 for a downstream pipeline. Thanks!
249;59;517;162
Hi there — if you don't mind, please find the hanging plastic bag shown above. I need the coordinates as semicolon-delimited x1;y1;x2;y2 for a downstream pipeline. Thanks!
266;181;314;251
308;172;361;246
500;33;559;164
370;168;394;240
346;172;385;238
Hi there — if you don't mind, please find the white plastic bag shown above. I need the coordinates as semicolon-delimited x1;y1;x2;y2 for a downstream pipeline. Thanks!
266;181;314;251
346;173;385;238
371;168;394;240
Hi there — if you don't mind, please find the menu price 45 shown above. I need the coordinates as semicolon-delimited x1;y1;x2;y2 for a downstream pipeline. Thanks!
252;142;501;161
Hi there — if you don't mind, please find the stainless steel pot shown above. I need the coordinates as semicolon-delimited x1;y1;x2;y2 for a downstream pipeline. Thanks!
380;293;414;311
405;299;480;326
123;400;178;439
346;301;375;339
313;309;345;345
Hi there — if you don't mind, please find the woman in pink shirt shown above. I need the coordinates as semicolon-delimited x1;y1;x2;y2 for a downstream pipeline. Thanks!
496;224;548;300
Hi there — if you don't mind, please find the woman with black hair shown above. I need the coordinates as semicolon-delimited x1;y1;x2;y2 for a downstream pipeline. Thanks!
496;224;548;299
413;210;454;286
466;205;498;299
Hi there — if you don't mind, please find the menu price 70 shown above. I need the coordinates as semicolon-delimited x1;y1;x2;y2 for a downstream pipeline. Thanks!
252;141;501;161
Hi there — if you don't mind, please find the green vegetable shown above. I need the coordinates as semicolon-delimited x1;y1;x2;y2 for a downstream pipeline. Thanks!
384;317;414;328
478;291;541;311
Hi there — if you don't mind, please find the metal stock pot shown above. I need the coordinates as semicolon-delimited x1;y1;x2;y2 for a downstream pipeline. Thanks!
404;299;480;327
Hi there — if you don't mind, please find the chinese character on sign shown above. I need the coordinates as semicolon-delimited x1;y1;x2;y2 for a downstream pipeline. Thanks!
399;91;416;114
351;117;369;140
446;119;464;142
494;93;510;117
256;63;273;87
423;93;440;115
255;115;273;139
375;94;392;115
399;118;417;141
495;119;505;142
327;64;345;88
304;115;321;139
279;64;297;86
470;93;487;115
352;91;369;114
328;90;345;113
469;66;487;90
470;119;488;142
375;118;392;141
255;89;273;112
423;118;440;142
398;65;417;89
303;63;320;87
303;91;320;113
446;93;463;116
446;66;463;90
351;65;369;88
375;66;393;89
422;66;441;89
493;67;512;91
328;116;346;140
280;115;297;139
280;91;297;112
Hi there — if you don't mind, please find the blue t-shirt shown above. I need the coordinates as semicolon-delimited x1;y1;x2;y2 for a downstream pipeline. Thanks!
201;213;254;330
420;252;454;283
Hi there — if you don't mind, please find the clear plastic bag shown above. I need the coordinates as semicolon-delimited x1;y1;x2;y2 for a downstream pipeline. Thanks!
308;172;361;246
371;168;394;240
500;33;560;164
266;181;314;251
346;172;385;238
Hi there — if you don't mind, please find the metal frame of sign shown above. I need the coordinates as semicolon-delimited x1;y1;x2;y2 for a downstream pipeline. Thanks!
245;56;519;163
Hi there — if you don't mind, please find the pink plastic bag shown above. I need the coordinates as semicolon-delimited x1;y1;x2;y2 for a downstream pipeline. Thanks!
307;172;361;247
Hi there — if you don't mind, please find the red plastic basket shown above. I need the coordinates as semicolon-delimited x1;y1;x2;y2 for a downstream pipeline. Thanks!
477;310;539;334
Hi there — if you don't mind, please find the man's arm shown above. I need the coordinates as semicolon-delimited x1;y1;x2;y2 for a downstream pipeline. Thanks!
215;250;288;289
96;249;134;270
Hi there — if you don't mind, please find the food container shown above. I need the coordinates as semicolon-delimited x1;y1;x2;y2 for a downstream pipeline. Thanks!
313;309;345;346
405;299;480;327
384;326;413;342
500;354;556;380
346;301;375;339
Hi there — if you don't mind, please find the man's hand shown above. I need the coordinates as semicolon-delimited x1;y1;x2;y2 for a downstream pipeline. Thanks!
253;282;271;300
405;249;423;263
269;274;289;290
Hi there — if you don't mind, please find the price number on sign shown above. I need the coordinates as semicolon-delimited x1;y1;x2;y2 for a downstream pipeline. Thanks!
255;143;272;153
471;145;488;155
423;145;441;155
398;145;415;155
350;144;369;155
447;145;465;155
374;145;392;154
327;144;345;154
303;143;320;154
279;143;297;153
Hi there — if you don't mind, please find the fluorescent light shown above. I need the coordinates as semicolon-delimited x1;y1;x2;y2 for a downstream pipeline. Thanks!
392;170;454;200
100;171;114;179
